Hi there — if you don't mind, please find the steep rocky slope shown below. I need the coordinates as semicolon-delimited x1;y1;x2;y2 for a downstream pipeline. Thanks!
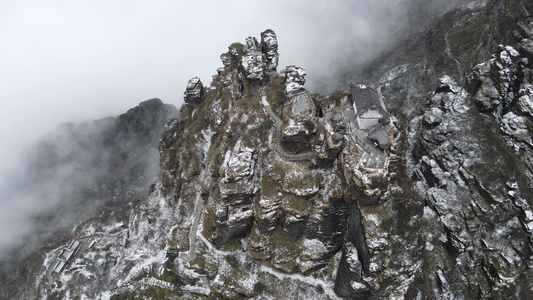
7;0;533;299
0;98;178;299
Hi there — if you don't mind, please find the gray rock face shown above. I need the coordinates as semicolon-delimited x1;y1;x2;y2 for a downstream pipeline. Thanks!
284;65;307;97
209;30;280;104
501;112;533;147
410;64;533;298
281;92;317;154
183;77;203;104
213;141;257;245
470;45;521;117
240;30;279;81
241;37;264;80
261;29;278;73
423;106;443;126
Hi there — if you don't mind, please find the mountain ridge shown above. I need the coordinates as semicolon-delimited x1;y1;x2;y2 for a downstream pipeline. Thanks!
3;0;533;298
0;98;178;299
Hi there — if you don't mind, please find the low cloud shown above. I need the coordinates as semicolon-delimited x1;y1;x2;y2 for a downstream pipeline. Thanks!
0;0;471;258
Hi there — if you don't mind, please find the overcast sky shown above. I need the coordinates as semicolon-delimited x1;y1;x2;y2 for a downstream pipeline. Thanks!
0;0;424;174
0;0;479;260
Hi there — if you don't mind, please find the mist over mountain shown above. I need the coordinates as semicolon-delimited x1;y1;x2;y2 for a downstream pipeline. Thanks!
0;0;471;170
0;99;177;294
3;0;533;299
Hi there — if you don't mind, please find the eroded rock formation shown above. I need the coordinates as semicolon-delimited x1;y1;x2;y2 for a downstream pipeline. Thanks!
183;77;203;104
17;2;533;299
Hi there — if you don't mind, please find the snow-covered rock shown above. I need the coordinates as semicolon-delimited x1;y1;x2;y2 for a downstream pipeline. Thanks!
184;77;204;104
284;65;307;97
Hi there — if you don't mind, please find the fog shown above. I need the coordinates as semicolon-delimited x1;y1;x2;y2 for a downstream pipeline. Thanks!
0;0;470;258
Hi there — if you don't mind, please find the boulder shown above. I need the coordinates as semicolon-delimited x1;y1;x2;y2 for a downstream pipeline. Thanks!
284;65;307;97
261;29;279;73
183;77;203;104
517;85;533;117
501;112;533;147
423;107;444;126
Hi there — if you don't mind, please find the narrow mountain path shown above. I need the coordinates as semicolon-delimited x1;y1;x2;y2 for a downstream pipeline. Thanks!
444;28;464;84
187;130;211;262
187;195;204;261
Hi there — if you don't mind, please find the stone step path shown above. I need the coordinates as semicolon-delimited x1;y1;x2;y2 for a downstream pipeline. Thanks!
140;277;177;290
187;192;204;261
139;276;211;296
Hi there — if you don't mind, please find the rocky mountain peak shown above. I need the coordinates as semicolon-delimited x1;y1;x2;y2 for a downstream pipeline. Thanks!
218;29;279;82
261;29;279;73
14;2;533;298
158;29;395;297
25;29;397;299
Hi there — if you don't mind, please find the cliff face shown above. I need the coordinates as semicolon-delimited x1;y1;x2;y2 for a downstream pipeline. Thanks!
12;0;533;299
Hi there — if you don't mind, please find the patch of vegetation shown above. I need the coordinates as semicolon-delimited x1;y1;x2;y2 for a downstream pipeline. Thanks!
179;105;191;121
206;133;224;177
224;254;239;268
188;97;212;135
271;160;288;177
269;227;300;254
162;89;215;189
265;75;286;115
281;192;310;214
303;119;315;133
281;105;292;126
241;131;255;148
447;14;490;70
428;22;452;73
261;174;280;198
156;270;185;286
315;284;324;294
190;241;208;268
210;152;223;177
379;216;394;233
258;119;274;142
233;96;254;112
322;90;346;107
253;282;267;294
221;96;230;111
224;91;263;148
221;241;240;252
228;42;244;58
282;172;319;194
202;201;217;239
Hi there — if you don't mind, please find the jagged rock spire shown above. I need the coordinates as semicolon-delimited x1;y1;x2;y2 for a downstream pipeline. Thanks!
239;30;279;80
241;37;263;80
261;29;279;73
284;65;307;97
